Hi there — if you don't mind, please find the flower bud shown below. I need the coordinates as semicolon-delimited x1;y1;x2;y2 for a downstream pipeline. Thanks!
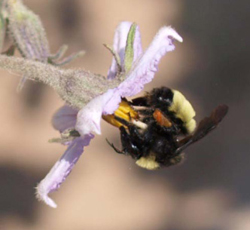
0;12;6;52
6;0;50;61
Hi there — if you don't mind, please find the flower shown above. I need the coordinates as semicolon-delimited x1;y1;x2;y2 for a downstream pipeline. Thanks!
36;21;183;208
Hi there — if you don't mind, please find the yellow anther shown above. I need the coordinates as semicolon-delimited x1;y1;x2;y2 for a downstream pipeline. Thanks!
102;100;138;128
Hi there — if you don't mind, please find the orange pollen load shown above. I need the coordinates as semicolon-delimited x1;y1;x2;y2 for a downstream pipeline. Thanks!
153;109;172;128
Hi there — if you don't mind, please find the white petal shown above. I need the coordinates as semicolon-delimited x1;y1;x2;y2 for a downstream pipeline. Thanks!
76;89;119;135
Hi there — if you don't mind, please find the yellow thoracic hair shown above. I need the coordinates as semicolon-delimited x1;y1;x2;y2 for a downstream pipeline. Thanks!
169;90;196;133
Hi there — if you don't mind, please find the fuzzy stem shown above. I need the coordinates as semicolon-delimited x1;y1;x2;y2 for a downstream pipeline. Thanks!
0;55;122;109
0;55;61;88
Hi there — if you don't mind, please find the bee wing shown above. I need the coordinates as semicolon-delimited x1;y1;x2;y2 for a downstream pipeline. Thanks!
176;104;228;153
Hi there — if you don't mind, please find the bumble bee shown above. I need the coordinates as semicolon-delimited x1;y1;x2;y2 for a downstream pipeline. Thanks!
104;87;228;170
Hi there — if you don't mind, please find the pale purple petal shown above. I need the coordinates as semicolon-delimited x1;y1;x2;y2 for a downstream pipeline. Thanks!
102;89;121;115
107;22;142;79
107;22;132;80
36;134;94;208
52;105;78;133
133;24;143;62
76;89;120;135
118;26;183;97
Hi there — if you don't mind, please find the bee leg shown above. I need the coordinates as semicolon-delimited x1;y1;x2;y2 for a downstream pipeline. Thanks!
114;115;145;142
130;96;149;106
119;126;142;159
114;115;147;158
106;116;142;158
127;122;153;157
106;138;125;154
135;108;154;116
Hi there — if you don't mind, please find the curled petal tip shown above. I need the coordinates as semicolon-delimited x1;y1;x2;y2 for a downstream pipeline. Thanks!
36;184;57;208
177;34;183;43
164;26;183;43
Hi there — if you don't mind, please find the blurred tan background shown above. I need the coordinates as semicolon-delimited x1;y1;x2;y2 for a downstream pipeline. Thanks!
0;0;249;230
